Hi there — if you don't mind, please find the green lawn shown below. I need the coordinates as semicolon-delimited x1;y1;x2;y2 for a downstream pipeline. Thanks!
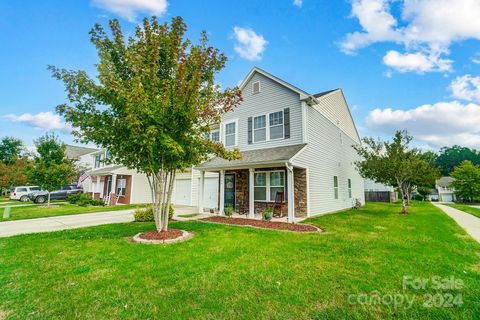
0;203;145;221
446;203;480;219
0;202;479;319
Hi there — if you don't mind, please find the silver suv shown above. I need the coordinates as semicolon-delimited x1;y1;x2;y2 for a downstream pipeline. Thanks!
10;186;41;202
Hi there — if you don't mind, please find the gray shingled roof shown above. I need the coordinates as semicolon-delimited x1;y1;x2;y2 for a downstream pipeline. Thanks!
313;89;338;98
196;144;307;170
436;176;455;187
65;145;99;160
87;165;124;175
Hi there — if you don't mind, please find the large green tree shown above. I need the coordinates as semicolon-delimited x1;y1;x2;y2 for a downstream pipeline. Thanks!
27;133;77;206
0;137;23;165
50;17;242;232
450;160;480;202
435;145;480;176
354;131;439;214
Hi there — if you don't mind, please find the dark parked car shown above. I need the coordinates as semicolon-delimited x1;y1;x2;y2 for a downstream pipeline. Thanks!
28;185;83;203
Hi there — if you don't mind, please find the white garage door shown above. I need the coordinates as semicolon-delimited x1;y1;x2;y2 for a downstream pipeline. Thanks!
174;179;191;205
203;177;219;209
441;194;453;202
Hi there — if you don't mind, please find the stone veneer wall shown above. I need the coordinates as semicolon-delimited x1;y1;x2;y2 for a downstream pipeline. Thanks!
228;167;308;217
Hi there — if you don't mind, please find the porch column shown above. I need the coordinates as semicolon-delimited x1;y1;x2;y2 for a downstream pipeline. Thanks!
287;165;295;223
97;176;102;198
111;174;117;195
219;170;225;215
249;168;255;218
198;170;205;213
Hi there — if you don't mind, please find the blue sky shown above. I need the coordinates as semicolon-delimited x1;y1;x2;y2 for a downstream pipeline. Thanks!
1;0;480;150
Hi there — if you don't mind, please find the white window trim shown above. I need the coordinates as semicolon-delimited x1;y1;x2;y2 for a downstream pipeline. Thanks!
252;81;261;94
223;119;238;147
253;170;286;202
250;110;285;144
253;115;267;143
210;129;220;142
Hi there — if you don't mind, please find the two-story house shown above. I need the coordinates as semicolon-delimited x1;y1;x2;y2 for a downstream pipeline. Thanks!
435;176;456;202
194;67;365;222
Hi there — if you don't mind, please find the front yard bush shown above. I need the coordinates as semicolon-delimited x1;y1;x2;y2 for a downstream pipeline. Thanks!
134;204;174;222
67;193;104;207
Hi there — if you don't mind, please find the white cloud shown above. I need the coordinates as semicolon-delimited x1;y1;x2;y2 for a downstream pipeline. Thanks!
366;101;480;148
293;0;303;7
3;112;72;133
233;26;268;61
92;0;168;22
341;0;480;73
471;53;480;64
383;50;452;73
450;75;480;102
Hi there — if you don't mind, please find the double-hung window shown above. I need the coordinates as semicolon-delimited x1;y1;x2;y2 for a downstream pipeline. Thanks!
348;178;352;198
94;155;101;168
269;111;284;140
334;176;339;199
254;173;267;201
254;171;285;201
117;178;126;196
269;171;285;201
211;130;220;142
253;115;266;142
224;122;236;147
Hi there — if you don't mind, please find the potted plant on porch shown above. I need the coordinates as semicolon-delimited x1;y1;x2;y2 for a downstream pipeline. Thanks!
262;207;273;221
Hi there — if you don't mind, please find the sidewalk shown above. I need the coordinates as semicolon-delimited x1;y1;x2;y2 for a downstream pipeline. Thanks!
433;203;480;243
0;209;135;238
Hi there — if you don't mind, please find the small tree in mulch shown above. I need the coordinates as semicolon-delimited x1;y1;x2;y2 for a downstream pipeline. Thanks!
50;16;242;237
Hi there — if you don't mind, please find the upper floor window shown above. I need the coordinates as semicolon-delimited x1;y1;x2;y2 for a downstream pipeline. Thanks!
269;111;284;140
348;178;352;198
252;81;260;94
253;115;266;142
224;122;236;147
333;176;339;199
211;130;220;142
94;154;101;168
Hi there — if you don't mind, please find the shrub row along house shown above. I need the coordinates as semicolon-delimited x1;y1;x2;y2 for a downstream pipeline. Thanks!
77;67;365;221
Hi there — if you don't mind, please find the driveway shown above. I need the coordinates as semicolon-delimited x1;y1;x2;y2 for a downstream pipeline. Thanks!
0;209;135;238
0;205;201;238
433;203;480;243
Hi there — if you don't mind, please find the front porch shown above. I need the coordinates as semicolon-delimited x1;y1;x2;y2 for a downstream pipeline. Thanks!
87;166;133;205
197;165;308;223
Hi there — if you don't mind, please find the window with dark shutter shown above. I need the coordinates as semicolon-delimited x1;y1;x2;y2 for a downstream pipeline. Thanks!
284;108;290;139
248;117;253;144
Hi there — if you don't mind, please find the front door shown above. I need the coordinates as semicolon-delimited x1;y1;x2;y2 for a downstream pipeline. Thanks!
224;174;235;209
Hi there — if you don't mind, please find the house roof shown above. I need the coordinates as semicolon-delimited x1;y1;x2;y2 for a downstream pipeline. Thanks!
87;165;124;176
196;144;307;170
313;89;338;98
436;176;455;187
65;145;99;160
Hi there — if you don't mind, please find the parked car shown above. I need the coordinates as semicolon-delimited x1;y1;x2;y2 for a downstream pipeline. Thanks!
28;185;84;204
10;186;41;202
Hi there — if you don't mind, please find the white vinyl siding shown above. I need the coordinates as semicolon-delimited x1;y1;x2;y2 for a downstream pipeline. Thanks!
292;99;365;216
221;72;304;151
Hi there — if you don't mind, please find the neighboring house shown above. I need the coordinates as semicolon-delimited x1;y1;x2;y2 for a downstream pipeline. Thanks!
195;67;365;222
364;179;397;202
78;150;152;204
65;145;99;171
436;176;456;202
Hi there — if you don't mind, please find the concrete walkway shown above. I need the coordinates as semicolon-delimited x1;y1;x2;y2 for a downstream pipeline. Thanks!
433;203;480;243
0;209;135;238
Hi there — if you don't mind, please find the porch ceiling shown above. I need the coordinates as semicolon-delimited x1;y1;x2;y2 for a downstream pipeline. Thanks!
87;165;124;176
195;143;307;171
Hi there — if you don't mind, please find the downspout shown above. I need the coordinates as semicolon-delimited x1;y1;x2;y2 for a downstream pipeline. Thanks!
286;162;295;224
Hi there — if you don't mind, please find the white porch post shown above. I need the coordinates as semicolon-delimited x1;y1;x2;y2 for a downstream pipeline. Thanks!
97;176;102;198
219;170;225;215
287;165;295;223
198;170;205;213
249;168;255;218
111;174;117;195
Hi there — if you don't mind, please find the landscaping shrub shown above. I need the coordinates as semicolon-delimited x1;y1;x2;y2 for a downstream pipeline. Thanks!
67;193;104;207
262;207;273;220
134;204;174;222
224;205;233;217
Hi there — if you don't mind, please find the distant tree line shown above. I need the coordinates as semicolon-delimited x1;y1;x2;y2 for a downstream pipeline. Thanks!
431;145;480;176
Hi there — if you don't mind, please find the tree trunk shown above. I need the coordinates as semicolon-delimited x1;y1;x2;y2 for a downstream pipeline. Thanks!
162;169;176;232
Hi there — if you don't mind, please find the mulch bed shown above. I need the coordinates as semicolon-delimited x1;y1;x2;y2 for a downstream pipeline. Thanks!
138;229;184;240
201;216;320;233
